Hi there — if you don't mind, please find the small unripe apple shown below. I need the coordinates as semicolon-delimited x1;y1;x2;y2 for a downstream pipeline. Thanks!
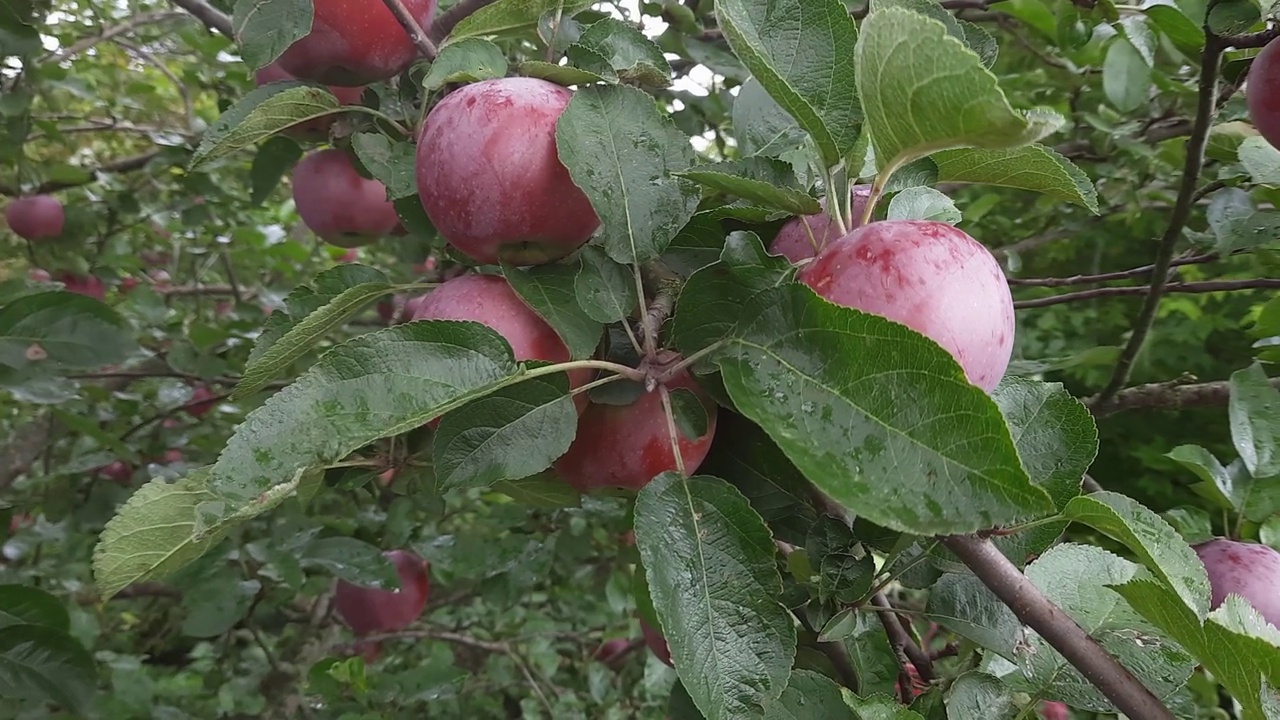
797;220;1014;392
5;195;64;241
254;60;366;141
1247;39;1280;149
1194;538;1280;627
640;619;671;666
276;0;438;86
416;77;600;266
554;353;717;492
184;385;218;417
769;186;873;263
292;150;401;248
333;549;431;635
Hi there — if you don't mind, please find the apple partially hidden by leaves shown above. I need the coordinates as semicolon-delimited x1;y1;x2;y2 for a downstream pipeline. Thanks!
5;195;64;241
640;619;671;667
254;60;365;142
184;386;219;417
1246;38;1280;149
797;220;1014;392
55;272;105;301
276;0;438;86
292;149;401;248
333;549;431;636
1194;538;1280;627
97;461;133;485
769;185;873;263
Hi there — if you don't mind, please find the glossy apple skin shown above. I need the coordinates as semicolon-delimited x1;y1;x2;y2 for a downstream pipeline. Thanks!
333;549;431;635
276;0;438;86
1247;39;1280;149
554;356;717;492
292;149;400;248
254;61;366;142
769;186;873;263
5;195;64;241
640;619;672;666
416;77;600;266
56;272;105;301
1194;538;1280;627
409;273;591;396
797;220;1014;392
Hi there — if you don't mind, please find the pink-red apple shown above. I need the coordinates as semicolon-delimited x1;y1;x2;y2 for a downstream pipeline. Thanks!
184;385;218;417
554;355;717;492
5;195;64;241
797;220;1014;392
1040;701;1069;720
770;185;873;263
254;60;366;141
640;619;671;666
292;149;400;248
1247;39;1280;149
98;461;133;485
55;272;105;301
162;449;185;464
276;0;438;86
592;638;633;671
333;549;431;635
1194;538;1280;627
28;269;51;283
416;77;600;266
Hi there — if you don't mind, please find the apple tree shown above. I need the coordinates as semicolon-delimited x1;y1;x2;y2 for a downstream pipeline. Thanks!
2;0;1280;717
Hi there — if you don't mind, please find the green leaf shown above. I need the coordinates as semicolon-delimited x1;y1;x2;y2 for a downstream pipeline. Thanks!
516;60;606;86
885;186;961;223
502;260;603;360
716;283;1054;535
0;585;69;632
351;134;419;200
181;571;260;638
555;84;701;265
805;516;874;604
566;18;671;87
761;669;857;719
491;473;582;507
232;281;394;400
190;83;341;169
0;292;137;377
1229;362;1280;480
1063;491;1211;618
634;473;796;720
668;387;709;440
698;413;819;546
855;8;1063;177
663;214;729;277
210;321;523;506
448;0;594;39
945;672;1020;720
1240;136;1280;186
925;573;1022;657
845;694;925;719
246;264;391;368
433;375;577;491
1206;0;1261;34
675;158;821;215
1101;38;1151;112
250;136;304;206
574;245;637;324
422;37;508;93
671;231;792;356
730;78;808;158
299;537;400;588
0;623;96;715
716;0;861;168
931;144;1099;213
1170;444;1280;521
232;0;313;70
874;0;998;65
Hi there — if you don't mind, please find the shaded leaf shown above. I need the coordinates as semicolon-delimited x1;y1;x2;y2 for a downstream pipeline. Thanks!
191;83;340;169
233;0;313;70
502;260;603;359
0;292;137;376
932;144;1099;213
422;37;508;93
0;586;69;632
0;623;95;715
675;158;820;215
351;134;419;200
574;245;637;324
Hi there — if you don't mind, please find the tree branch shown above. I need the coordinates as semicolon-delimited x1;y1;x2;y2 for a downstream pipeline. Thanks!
1094;37;1224;405
1007;252;1223;287
871;593;936;682
168;0;233;37
428;0;501;43
0;151;162;196
41;11;188;63
1219;25;1279;49
942;535;1175;720
1089;376;1280;417
1013;278;1279;309
379;0;438;60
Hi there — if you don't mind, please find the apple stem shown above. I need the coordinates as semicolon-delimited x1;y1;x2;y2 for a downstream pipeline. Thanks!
568;372;626;398
634;263;658;358
525;359;647;383
859;177;884;228
378;0;439;61
653;341;725;385
657;385;687;476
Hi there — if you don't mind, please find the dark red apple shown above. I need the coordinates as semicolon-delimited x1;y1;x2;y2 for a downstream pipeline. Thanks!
5;195;64;241
592;638;632;671
254;60;366;141
554;354;717;492
292;149;401;248
276;0;438;86
1194;538;1280;627
769;185;873;263
797;220;1014;392
119;276;140;293
640;619;671;666
55;272;105;301
98;461;133;485
416;77;600;266
1247;39;1280;149
184;385;219;417
333;549;431;635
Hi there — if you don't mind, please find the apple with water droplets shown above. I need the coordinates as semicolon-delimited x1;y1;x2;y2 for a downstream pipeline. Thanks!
333;549;431;635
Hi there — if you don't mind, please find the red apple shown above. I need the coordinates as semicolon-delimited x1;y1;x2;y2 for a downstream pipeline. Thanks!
333;549;431;635
292;149;400;248
98;461;133;485
554;354;717;492
162;449;185;464
28;269;51;282
1194;538;1280;627
408;273;591;395
184;385;219;417
769;185;873;263
338;248;360;263
254;60;366;141
1040;701;1069;720
119;276;140;293
55;272;105;301
640;619;671;666
276;0;438;86
1247;39;1280;149
592;638;632;670
5;195;64;241
797;220;1014;392
416;77;600;266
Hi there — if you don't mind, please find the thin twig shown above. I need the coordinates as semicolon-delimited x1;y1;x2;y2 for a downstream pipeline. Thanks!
1014;278;1279;309
871;593;935;682
1218;25;1279;49
114;39;195;131
378;0;439;60
168;0;233;37
0;151;161;196
428;0;502;42
1006;252;1223;287
41;11;187;62
641;261;682;348
1094;37;1224;406
943;535;1175;720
